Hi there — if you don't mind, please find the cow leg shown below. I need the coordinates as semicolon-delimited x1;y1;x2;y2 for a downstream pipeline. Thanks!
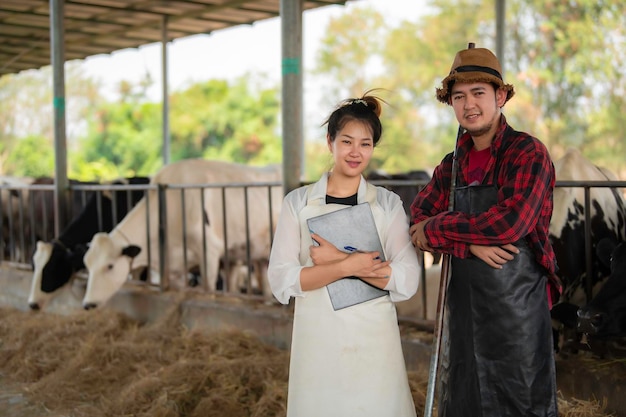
234;261;259;295
197;229;223;292
254;259;274;303
226;260;247;294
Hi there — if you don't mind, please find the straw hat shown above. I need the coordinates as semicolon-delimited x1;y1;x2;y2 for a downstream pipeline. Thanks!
436;47;515;104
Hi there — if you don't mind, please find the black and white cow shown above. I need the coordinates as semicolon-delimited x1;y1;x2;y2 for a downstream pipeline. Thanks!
577;237;626;338
27;177;100;242
1;176;32;261
28;177;150;310
549;148;626;350
366;169;441;268
81;160;282;309
366;169;431;215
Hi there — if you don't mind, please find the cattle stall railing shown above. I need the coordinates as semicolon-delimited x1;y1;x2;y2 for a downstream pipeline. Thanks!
553;180;626;302
2;179;283;302
69;180;283;300
1;181;98;268
146;181;281;295
367;177;433;329
367;178;626;328
2;178;625;318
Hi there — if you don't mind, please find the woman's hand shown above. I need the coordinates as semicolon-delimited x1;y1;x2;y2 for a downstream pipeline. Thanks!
343;250;390;279
309;233;389;277
309;233;348;265
469;243;519;269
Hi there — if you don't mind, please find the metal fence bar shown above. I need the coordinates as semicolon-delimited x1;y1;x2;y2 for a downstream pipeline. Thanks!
158;184;170;290
200;187;208;291
220;187;229;293
180;188;189;287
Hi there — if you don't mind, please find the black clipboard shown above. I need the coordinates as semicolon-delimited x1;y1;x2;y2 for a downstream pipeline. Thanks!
306;203;389;310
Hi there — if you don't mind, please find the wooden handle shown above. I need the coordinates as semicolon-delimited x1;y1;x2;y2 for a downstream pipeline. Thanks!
424;41;475;417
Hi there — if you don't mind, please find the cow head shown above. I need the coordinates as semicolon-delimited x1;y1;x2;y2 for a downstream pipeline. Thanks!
29;241;56;309
82;232;141;310
577;238;626;338
28;240;81;310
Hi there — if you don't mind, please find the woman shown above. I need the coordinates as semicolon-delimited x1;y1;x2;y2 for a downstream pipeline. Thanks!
268;92;419;417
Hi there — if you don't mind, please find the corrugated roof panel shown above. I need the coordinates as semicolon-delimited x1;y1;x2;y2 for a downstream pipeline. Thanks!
0;0;352;77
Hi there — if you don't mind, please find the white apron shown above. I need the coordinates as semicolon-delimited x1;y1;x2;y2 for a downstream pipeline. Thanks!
286;183;416;417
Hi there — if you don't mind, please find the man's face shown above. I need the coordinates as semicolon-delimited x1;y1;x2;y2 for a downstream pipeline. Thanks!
449;81;506;138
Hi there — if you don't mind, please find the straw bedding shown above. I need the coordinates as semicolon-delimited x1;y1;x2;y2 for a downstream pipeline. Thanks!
0;305;617;417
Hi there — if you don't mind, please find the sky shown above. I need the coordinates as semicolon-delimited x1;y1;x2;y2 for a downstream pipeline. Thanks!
80;0;429;104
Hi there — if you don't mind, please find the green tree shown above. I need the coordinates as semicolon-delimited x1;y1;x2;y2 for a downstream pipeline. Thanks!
70;100;162;180
507;0;626;168
170;75;281;165
0;70;52;175
0;63;103;177
308;0;626;178
70;74;282;180
309;2;493;177
312;7;386;106
5;135;54;177
379;1;493;166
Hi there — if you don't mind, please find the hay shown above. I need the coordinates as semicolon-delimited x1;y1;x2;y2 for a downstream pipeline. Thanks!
0;306;287;417
0;306;618;417
558;394;616;417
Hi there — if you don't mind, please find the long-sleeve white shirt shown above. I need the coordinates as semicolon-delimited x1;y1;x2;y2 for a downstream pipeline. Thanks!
268;172;420;305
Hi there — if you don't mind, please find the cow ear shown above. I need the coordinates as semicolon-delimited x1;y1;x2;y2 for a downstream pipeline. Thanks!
122;245;141;259
596;237;617;269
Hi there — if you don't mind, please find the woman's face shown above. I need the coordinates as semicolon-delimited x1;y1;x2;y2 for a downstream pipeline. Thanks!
327;119;374;179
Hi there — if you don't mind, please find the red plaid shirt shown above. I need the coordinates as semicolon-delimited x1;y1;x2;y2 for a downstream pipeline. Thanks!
410;115;558;279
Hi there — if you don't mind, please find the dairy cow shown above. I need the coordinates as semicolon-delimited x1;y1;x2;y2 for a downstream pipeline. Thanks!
1;176;32;262
577;238;626;338
366;169;441;266
4;177;100;265
82;159;282;309
27;177;100;243
549;148;626;349
28;177;150;310
366;169;431;216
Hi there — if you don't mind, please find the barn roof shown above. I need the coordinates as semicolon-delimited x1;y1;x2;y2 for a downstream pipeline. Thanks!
0;0;349;77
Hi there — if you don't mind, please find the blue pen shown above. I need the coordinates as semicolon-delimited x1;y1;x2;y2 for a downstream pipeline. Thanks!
344;245;380;260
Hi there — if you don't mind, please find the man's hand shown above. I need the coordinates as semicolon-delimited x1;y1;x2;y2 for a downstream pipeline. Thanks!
469;243;520;269
409;219;433;252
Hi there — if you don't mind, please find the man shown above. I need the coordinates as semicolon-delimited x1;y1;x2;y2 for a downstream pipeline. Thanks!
410;46;559;417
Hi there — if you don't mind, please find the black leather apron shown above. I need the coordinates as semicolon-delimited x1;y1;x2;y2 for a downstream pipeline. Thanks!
439;166;557;417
